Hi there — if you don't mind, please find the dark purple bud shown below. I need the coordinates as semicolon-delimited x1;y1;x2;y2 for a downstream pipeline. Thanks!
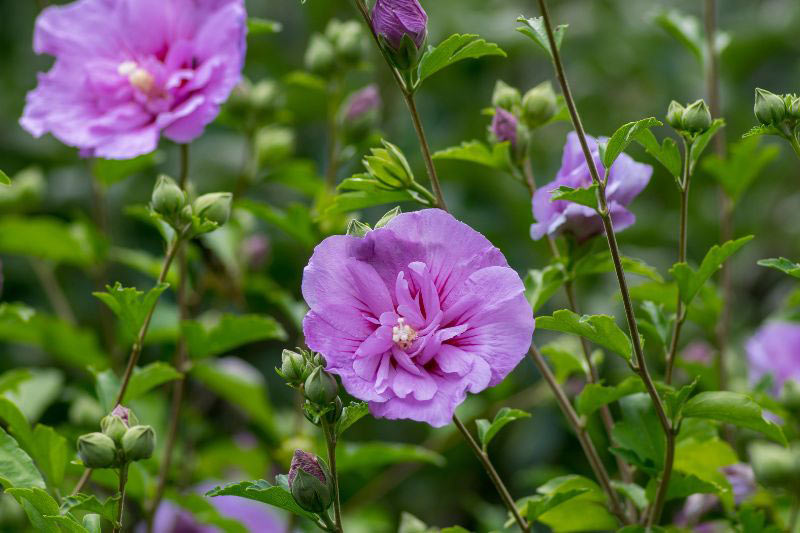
288;450;326;486
287;450;333;513
111;405;133;426
345;85;381;122
371;0;428;50
491;107;518;147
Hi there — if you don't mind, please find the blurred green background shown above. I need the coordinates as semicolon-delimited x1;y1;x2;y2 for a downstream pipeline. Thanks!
1;0;799;531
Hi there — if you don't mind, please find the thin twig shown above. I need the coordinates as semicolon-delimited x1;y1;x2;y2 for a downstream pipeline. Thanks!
452;414;530;532
112;464;129;533
534;0;674;525
30;260;77;325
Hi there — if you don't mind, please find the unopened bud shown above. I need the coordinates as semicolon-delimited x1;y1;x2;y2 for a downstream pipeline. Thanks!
329;20;365;64
682;99;712;133
193;193;232;226
490;107;519;147
666;100;686;130
255;126;295;167
325;396;343;423
492;80;521;112
521;81;557;128
121;425;156;461
100;405;137;444
754;88;786;126
151;175;185;217
77;432;117;469
304;366;338;405
788;97;800;120
305;34;336;75
288;450;333;513
279;349;307;385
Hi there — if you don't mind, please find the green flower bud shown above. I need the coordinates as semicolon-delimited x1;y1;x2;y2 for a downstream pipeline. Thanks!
288;450;333;513
193;192;232;226
325;396;343;424
754;88;786;126
492;80;521;112
121;425;156;462
521;81;557;128
666;100;686;130
304;366;338;406
279;349;307;385
250;80;281;115
77;432;117;469
380;33;422;72
305;34;336;75
328;20;364;64
788;97;800;120
151;175;185;217
255;126;295;167
682;99;712;133
100;405;137;444
748;442;800;489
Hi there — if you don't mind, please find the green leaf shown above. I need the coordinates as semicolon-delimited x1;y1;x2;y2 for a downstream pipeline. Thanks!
417;34;506;85
0;397;34;452
324;187;422;216
207;479;318;522
611;394;665;474
540;340;591;383
191;359;277;441
742;124;780;139
702;138;779;203
0;369;32;394
550;184;599;210
44;515;91;533
123;362;182;403
337;442;445;473
3;369;63;425
636;301;672;347
173;493;248;533
654;10;704;64
29;425;67;488
92;152;162;186
673;437;737;508
524;265;567;312
670;236;754;305
0;216;98;266
516;16;568;59
60;493;120;527
634;129;682;178
82;515;102;533
248;17;282;35
0;169;10;186
689;119;725;170
92;369;120;413
572;249;664;283
629;281;721;334
601;118;663;168
6;487;60;533
536;309;633;361
610;481;648;510
575;376;645;417
432;140;513;172
532;475;618;532
757;257;800;279
519;488;588;524
93;282;169;344
238;200;317;248
183;313;287;360
0;427;45;489
475;408;530;451
645;472;719;502
682;391;787;445
336;401;369;438
399;512;438;533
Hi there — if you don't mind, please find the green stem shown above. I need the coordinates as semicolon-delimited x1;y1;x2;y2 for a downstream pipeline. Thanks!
30;259;77;325
452;414;531;532
112;464;129;533
319;510;338;533
789;134;800;161
321;419;343;533
325;77;343;190
534;0;674;525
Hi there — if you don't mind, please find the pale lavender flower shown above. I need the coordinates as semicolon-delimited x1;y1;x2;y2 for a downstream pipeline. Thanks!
746;321;800;395
676;464;757;528
21;0;247;159
682;341;714;365
344;84;381;122
371;0;427;50
531;132;652;241
302;209;534;427
491;107;518;147
721;463;756;504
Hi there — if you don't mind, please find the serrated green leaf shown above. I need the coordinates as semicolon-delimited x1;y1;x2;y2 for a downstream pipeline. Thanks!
93;282;169;344
654;10;704;64
742;124;779;139
682;391;787;445
432;140;513;172
689;119;725;170
533;475;618;532
6;487;60;533
540;340;590;383
475;407;530;451
524;265;567;312
183;313;287;360
702;138;778;203
248;17;282;35
673;437;737;508
60;493;120;527
0;427;45;489
602;118;663;168
207;479;318;522
336;401;369;438
670;236;754;305
757;257;800;279
634;129;682;178
337;442;445;473
550;184;599;210
417;34;506;84
0;397;34;452
611;394;665;474
536;309;632;360
123;362;182;403
516;16;568;59
44;515;90;533
575;376;645;416
29;425;67;488
645;471;719;503
519;488;588;524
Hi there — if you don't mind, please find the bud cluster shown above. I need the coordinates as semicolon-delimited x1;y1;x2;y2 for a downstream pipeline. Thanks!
277;348;343;425
665;99;713;136
753;88;800;138
304;19;367;76
151;174;232;236
77;405;155;469
224;78;284;131
488;80;558;161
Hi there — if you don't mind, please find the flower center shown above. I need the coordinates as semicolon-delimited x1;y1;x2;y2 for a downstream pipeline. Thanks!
118;61;155;94
392;317;417;350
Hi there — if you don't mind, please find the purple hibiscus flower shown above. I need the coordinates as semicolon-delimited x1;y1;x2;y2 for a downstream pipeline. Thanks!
371;0;428;50
344;84;381;122
21;0;247;160
746;321;800;395
491;107;518;147
531;132;652;241
302;209;534;427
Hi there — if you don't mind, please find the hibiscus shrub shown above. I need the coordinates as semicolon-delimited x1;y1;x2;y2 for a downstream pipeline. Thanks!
1;0;799;532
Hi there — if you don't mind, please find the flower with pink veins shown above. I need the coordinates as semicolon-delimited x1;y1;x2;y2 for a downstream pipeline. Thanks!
302;209;535;427
21;0;247;159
